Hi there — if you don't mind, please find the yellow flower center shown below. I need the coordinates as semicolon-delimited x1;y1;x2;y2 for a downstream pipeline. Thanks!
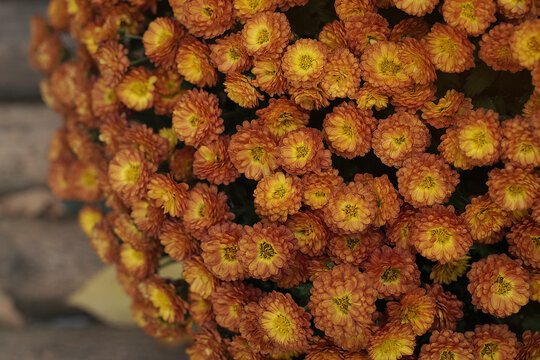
342;203;359;218
493;274;513;295
121;247;145;271
519;142;534;153
122;162;142;183
149;286;174;321
471;130;487;147
532;236;540;248
222;244;238;262
430;227;453;244
258;240;277;260
314;190;327;198
439;350;456;360
248;0;261;9
527;36;540;53
272;185;288;199
298;54;314;71
332;294;352;315
105;88;117;104
128;81;150;97
460;2;477;20
378;58;402;75
438;38;457;54
506;185;524;197
480;342;499;358
256;28;270;45
420;175;437;189
272;313;292;336
197;203;206;218
81;168;98;189
381;267;400;284
342;124;354;138
227;46;240;61
393;134;407;145
295;145;310;158
345;236;361;250
250;145;265;162
202;6;214;17
401;223;412;242
496;46;511;60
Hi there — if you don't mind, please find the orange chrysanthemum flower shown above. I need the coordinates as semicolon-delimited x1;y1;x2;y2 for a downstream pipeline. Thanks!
152;68;185;116
209;33;252;74
328;228;384;266
90;77;122;117
117;243;157;279
425;23;475;73
421;90;472;129
224;73;264;108
147;173;189;217
319;20;348;51
232;0;276;20
500;116;540;167
397;153;459;208
180;0;233;38
320;48;362;99
253;172;302;222
175;36;217;88
372;111;429;168
271;251;310;289
112;211;155;251
211;281;262;332
186;328;228;360
188;291;214;328
486;165;540;211
183;256;218;299
228;336;266;360
467;254;530;317
425;283;464;331
355;84;389;111
79;205;103;238
438;127;475;170
442;0;496;36
282;39;328;87
138;276;187;323
391;83;437;113
323;101;377;159
193;135;240;185
256;97;309;138
305;338;344;360
479;23;524;73
301;169;344;210
322;181;378;234
399;38;437;85
143;17;185;69
390;17;430;41
94;41;130;84
285;210;329;257
252;57;287;96
108;148;154;205
309;264;377;338
334;0;376;20
507;217;540;268
368;322;416;360
201;222;247;281
393;0;438;15
411;205;472;263
419;330;474;360
465;324;519;360
172;88;224;148
462;194;511;241
242;11;291;58
121;123;170;166
518;331;540;360
159;219;195;262
354;173;402;227
89;218;120;264
169;146;195;182
237;222;296;280
343;13;390;56
277;127;331;175
330;324;374;352
430;256;470;284
116;67;157;111
385;205;417;251
510;19;540;69
387;287;436;335
228;120;279;180
363;245;420;298
288;84;331;111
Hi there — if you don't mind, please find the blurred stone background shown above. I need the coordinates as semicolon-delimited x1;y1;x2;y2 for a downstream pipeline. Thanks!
0;1;187;358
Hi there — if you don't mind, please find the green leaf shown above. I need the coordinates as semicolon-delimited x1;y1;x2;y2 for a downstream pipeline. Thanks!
464;63;497;97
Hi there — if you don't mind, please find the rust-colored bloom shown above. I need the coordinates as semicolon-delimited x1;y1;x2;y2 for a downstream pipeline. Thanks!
117;243;157;280
319;20;348;51
147;173;189;217
419;330;474;360
153;68;185;116
277;127;331;175
108;148;154;205
462;194;511;242
188;291;214;328
183;256;218;299
467;254;530;317
334;0;376;19
288;84;330;111
169;146;196;182
354;173;402;227
510;19;540;69
507;217;540;268
209;33;252;74
193;135;240;185
138;276;187;323
411;205;472;264
143;17;185;69
430;256;471;284
387;287;436;335
385;205;417;251
517;331;540;360
224;73;264;108
131;198;167;239
465;324;519;360
252;57;287;96
175;36;217;88
112;211;155;251
301;169;344;210
253;172;302;222
233;0;276;20
486;165;540;211
256;97;309;138
368;322;416;360
328;228;384;266
159;219;195;262
228;336;266;360
393;0;438;15
90;218;120;264
425;283;464;331
500;116;540;167
343;13;390;57
237;222;296;280
425;23;475;73
479;23;524;73
309;264;377;338
320;47;361;99
285;210;329;257
282;39;328;87
211;281;262;332
186;327;228;360
180;0;233;38
442;0;496;36
355;84;389;111
422;90;473;129
94;40;130;83
116;67;157;111
242;11;291;58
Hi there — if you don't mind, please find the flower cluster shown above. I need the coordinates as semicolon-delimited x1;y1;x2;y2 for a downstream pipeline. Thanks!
33;0;540;358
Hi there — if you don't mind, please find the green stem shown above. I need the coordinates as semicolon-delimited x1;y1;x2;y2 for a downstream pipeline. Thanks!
130;57;149;66
124;33;143;40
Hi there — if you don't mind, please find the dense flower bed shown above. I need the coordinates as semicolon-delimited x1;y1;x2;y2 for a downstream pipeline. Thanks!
29;0;540;358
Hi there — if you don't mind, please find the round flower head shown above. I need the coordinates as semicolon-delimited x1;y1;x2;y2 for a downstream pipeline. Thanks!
430;256;470;284
228;120;279;180
517;331;540;360
242;11;291;58
159;219;195;262
455;108;501;167
193;136;240;185
363;245;420;299
138;276;187;323
387;287;436;335
305;338;344;360
466;324;518;360
399;38;437;86
277;127;332;175
530;268;540;301
108;148;153;205
354;173;402;227
438;128;475;170
183;256;218;299
285;210;329;257
360;41;413;95
397;153;460;208
323;101;377;159
79;205;103;238
355;84;389;111
153;68;185;116
68;161;104;202
94;41;130;83
343;13;390;57
322;181;378;234
421;90;471;129
368;322;416;360
320;47;361;99
425;283;464;331
500;117;540;167
253;171;302;222
211;281;262;332
393;0;439;15
392;83;437;113
112;212;154;252
462;195;511;241
334;0;376;20
411;205;472;263
172;88;224;148
209;33;251;74
301;169;344;210
442;0;496;36
180;0;233;38
252;57;287;96
121;123;170;166
117;243;157;280
116;67;157;111
467;254;530;317
233;0;276;20
479;23;524;73
282;39;328;87
486;165;540;211
288;84;331;111
270;250;310;289
385;205;417;251
425;23;475;73
507;217;540;268
175;36;217;88
90;77;122;117
142;17;185;69
390;17;430;41
372;111;430;168
224;73;264;108
309;264;377;338
90;218;120;264
186;328;228;360
147;174;189;217
511;19;540;69
319;20;348;51
255;97;309;138
182;183;234;239
239;291;312;354
497;0;531;18
201;222;247;281
187;291;214;328
328;228;384;266
228;336;266;360
169;146;195;182
419;330;474;360
237;222;295;280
